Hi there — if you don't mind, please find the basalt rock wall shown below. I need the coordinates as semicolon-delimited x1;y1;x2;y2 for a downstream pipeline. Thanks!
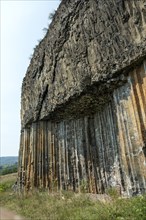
21;0;146;127
19;0;146;195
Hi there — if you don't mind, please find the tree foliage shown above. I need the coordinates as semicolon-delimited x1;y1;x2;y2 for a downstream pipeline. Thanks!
0;163;18;175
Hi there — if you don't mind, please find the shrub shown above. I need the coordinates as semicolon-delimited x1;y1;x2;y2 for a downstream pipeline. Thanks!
48;11;56;20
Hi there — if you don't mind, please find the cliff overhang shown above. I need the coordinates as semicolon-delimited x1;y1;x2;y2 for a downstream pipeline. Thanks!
21;0;146;127
18;0;146;196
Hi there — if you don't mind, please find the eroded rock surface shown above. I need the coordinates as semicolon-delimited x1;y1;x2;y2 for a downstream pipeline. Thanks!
18;0;146;196
21;0;146;127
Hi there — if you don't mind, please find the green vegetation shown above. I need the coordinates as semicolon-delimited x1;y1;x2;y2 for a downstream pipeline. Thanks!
48;10;56;20
0;163;18;175
0;156;18;175
0;173;18;192
0;174;146;220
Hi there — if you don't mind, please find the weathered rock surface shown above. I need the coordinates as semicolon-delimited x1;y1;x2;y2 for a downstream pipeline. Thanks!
18;0;146;196
21;0;146;127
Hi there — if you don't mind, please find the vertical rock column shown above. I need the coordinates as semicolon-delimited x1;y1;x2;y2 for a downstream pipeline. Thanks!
113;61;146;194
18;61;146;195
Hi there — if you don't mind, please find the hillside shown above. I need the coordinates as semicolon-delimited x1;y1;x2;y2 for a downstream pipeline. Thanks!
0;156;18;166
0;157;18;175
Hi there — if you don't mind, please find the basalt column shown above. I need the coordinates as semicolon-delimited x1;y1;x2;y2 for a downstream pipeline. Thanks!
18;0;146;196
18;62;146;195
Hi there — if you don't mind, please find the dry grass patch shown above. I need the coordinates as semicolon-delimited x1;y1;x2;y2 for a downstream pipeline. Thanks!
0;174;146;220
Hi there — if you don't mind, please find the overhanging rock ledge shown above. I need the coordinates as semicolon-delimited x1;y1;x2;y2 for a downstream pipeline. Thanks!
18;0;146;196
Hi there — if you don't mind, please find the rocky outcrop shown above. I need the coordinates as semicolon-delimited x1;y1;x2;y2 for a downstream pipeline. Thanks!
21;0;146;127
18;0;146;196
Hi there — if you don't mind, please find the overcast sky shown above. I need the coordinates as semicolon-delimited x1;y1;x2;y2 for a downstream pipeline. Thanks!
1;0;60;156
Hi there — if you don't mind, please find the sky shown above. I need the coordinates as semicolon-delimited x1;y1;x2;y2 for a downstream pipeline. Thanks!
1;0;60;156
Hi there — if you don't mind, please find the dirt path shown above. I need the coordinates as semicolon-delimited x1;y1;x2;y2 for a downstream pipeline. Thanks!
0;207;25;220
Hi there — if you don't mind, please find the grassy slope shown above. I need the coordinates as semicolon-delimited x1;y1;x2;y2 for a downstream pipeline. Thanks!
0;173;146;220
0;173;18;183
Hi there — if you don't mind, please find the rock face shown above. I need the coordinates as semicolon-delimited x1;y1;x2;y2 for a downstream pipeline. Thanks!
18;0;146;196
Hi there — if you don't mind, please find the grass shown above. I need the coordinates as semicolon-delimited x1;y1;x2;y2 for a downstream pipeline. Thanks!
0;173;17;192
0;172;18;183
0;173;146;220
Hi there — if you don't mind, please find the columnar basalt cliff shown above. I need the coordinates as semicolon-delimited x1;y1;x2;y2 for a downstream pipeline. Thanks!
18;0;146;196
